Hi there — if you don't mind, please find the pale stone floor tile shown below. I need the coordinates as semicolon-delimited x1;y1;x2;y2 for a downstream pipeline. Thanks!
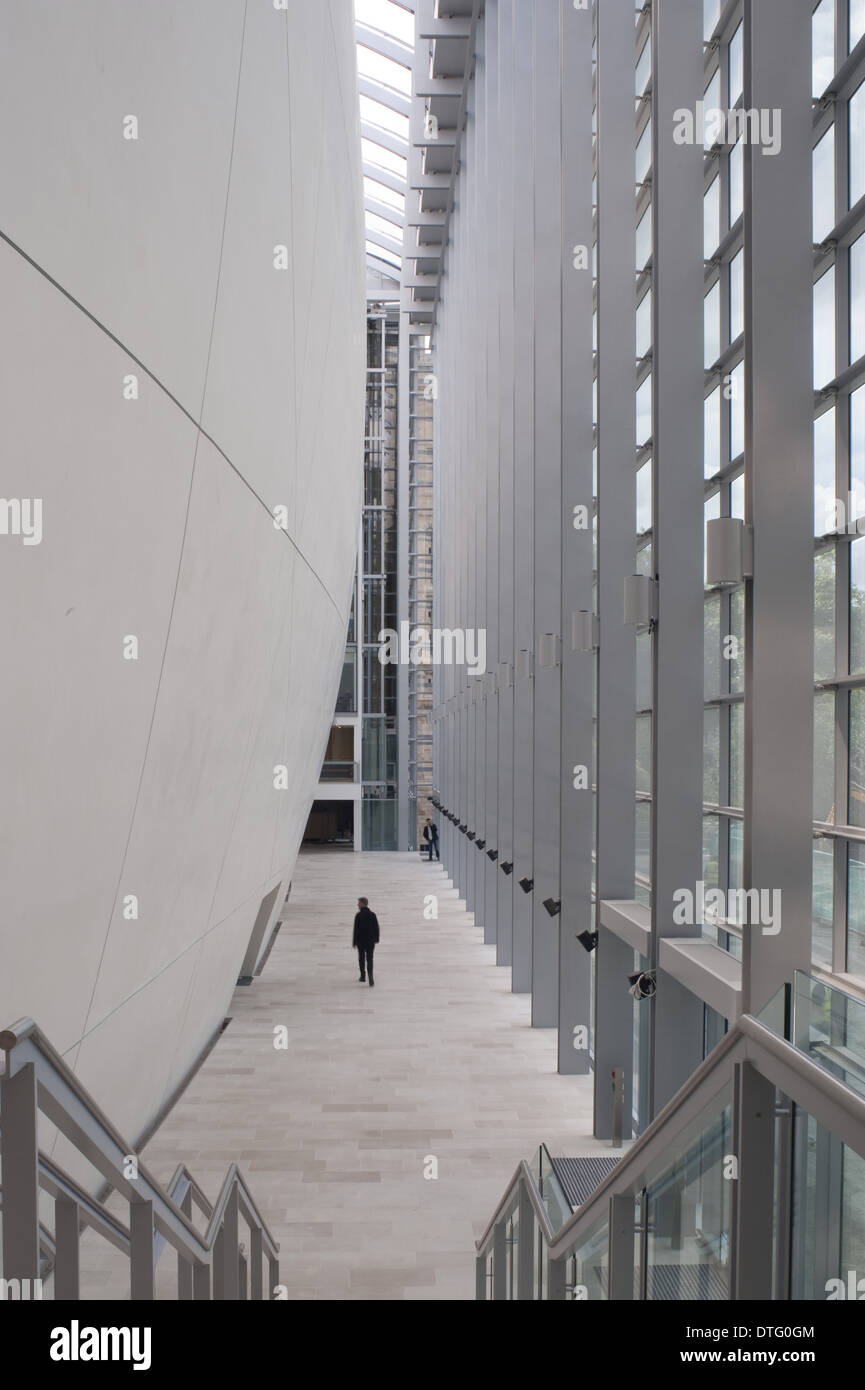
77;849;613;1301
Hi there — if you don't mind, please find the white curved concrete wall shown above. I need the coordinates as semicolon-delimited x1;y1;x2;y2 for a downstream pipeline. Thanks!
0;0;365;1145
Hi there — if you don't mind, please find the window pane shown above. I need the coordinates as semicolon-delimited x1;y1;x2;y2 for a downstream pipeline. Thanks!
852;387;865;519
705;281;720;368
704;177;720;260
705;492;721;585
704;707;720;804
636;118;652;185
636;802;651;882
814;694;835;822
705;593;721;697
850;690;865;828
703;816;720;887
637;205;652;272
814;268;836;388
852;0;865;53
853;83;865;209
636;38;651;98
636;376;652;447
813;839;834;967
815;407;836;535
730;473;745;520
814;125;835;242
729;588;745;694
636;458;652;534
851;538;865;674
729;249;744;342
848;843;865;976
728;24;743;107
729;703;744;809
705;387;721;479
637;632;652;711
814;0;835;94
704;70;720;152
729;360;745;460
636;714;652;795
704;0;721;43
729;139;744;224
851;232;865;363
636;288;652;359
728;820;743;891
815;548;836;680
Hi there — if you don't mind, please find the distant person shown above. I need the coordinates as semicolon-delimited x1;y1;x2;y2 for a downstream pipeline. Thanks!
352;897;380;987
422;818;440;861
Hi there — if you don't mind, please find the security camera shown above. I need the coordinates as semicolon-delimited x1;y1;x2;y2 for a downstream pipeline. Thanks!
577;930;598;953
628;970;656;1001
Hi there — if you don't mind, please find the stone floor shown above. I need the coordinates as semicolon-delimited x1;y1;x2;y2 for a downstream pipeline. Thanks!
79;848;612;1300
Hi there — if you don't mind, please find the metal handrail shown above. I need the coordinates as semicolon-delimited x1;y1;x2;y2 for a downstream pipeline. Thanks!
476;1010;865;1266
0;1017;280;1299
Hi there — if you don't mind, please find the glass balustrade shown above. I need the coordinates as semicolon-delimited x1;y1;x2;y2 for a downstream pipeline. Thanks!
644;1091;732;1300
477;984;865;1301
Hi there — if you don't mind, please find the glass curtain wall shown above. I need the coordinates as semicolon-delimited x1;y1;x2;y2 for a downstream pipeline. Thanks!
701;0;746;963
363;303;399;849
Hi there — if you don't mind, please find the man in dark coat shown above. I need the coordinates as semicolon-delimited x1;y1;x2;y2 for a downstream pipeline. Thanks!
352;897;380;986
422;818;440;861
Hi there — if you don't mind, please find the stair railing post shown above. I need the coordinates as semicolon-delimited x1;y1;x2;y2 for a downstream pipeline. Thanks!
54;1196;81;1299
129;1200;155;1300
212;1226;225;1300
0;1060;40;1282
177;1187;193;1299
221;1187;240;1300
192;1261;211;1300
250;1226;263;1300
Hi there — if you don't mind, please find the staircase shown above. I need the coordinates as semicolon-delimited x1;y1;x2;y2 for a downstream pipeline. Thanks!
476;973;865;1300
0;1018;279;1300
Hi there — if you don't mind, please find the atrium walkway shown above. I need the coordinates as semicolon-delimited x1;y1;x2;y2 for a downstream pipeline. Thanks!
80;849;608;1300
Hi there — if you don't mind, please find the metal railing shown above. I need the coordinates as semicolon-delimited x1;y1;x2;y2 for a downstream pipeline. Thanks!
0;1018;279;1299
476;980;865;1300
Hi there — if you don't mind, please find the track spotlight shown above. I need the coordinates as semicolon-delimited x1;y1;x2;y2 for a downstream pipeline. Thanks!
628;970;656;1002
487;849;498;862
476;838;486;850
543;898;561;917
577;930;599;953
518;877;534;894
500;861;513;875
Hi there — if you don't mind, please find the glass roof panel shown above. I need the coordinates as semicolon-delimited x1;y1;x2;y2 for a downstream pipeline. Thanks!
361;138;408;179
367;210;403;240
359;94;409;140
367;240;402;271
356;3;415;275
356;0;415;47
363;177;405;213
356;44;412;97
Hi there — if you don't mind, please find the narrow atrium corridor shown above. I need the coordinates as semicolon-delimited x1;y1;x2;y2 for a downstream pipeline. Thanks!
79;850;606;1300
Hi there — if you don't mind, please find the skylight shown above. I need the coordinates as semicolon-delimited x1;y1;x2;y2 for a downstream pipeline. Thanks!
356;0;415;277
